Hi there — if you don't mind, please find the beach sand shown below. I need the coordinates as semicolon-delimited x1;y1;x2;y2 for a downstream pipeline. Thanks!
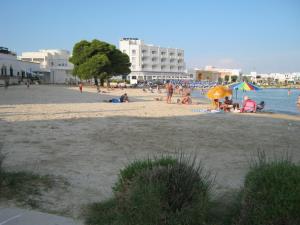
0;85;300;217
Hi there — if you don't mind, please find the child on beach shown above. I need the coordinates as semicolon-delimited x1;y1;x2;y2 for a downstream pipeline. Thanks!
79;82;83;93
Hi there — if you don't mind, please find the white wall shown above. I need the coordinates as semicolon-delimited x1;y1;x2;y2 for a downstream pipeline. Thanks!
20;49;74;84
119;38;186;83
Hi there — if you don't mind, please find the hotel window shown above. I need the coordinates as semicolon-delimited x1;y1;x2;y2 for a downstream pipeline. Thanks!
178;53;182;57
131;57;136;62
142;50;147;53
123;50;126;53
132;50;136;55
10;66;13;76
152;50;156;54
1;65;7;75
132;65;136;70
169;52;174;56
161;52;166;55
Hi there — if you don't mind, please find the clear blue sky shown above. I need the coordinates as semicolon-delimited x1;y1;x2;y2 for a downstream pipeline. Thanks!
1;0;299;73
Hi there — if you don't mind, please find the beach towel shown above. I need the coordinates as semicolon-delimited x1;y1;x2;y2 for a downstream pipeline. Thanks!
192;109;222;113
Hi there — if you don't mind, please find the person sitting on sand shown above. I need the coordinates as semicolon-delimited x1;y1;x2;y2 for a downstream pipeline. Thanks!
257;101;265;111
212;99;221;110
220;96;233;112
240;96;257;113
181;93;192;105
220;97;240;112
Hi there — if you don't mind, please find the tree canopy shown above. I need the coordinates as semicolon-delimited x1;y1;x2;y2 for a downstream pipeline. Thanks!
69;39;131;83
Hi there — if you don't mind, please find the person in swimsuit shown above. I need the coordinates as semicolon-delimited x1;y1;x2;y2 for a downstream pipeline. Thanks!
165;81;174;104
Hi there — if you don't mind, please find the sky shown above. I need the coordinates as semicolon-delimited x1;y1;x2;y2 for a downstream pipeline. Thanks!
1;0;300;73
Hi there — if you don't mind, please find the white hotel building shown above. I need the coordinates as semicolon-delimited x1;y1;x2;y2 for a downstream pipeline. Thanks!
119;38;189;84
20;49;76;84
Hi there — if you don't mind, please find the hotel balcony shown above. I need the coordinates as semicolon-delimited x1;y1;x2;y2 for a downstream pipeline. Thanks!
141;56;150;62
170;59;176;64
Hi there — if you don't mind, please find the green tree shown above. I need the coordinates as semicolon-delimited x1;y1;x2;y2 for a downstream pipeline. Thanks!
224;75;230;82
69;39;131;87
231;75;238;83
218;77;223;84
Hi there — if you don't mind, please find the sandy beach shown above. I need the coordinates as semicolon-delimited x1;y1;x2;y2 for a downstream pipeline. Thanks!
0;85;300;217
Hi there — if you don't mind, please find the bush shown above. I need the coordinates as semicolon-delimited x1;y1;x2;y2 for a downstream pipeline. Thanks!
236;152;300;225
85;199;120;225
85;154;214;225
113;156;176;193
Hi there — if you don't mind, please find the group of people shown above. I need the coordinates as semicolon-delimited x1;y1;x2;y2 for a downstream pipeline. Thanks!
165;81;193;105
216;96;264;113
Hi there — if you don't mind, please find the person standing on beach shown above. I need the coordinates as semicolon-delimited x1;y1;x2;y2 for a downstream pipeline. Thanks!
165;80;174;104
79;82;83;93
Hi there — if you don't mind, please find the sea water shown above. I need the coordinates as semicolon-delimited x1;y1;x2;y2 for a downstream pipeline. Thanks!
192;88;300;115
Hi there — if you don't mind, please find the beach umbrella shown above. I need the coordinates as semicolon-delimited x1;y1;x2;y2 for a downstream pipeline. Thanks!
228;81;261;100
207;85;232;100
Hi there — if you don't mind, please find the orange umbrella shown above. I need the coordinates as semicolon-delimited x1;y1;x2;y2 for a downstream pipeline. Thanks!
207;85;232;100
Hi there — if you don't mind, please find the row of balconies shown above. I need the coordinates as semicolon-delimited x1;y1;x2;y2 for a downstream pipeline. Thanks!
139;65;184;71
140;52;183;58
141;57;184;64
139;49;183;56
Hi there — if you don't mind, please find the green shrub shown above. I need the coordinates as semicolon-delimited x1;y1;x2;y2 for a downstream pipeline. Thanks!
85;154;214;225
113;156;176;193
85;199;120;225
237;152;300;225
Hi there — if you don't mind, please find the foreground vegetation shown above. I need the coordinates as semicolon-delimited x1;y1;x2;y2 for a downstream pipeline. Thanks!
85;154;214;225
235;152;300;225
0;151;56;208
85;152;300;225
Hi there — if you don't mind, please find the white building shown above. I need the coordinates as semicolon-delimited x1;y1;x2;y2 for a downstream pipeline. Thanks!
0;47;44;85
119;38;188;84
204;66;242;81
244;71;300;84
20;49;76;84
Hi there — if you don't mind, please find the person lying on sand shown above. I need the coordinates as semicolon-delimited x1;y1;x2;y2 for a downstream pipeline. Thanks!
106;93;129;103
120;93;129;103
